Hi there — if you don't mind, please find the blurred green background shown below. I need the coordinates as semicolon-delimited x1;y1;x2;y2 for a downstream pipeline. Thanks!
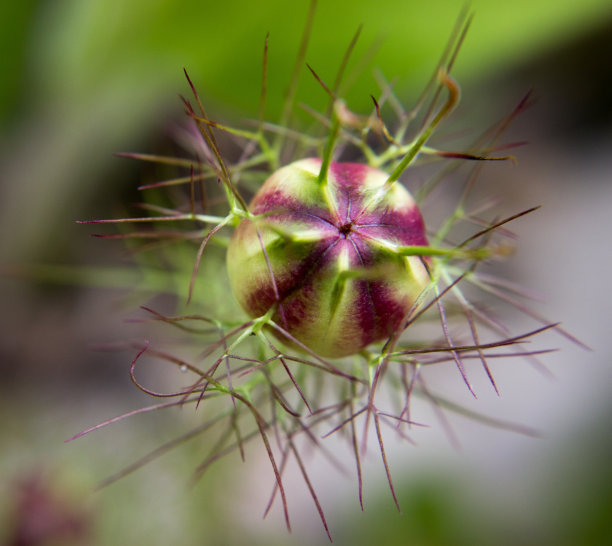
1;0;612;544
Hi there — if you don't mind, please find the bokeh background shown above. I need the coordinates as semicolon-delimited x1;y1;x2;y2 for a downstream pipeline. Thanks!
1;0;612;544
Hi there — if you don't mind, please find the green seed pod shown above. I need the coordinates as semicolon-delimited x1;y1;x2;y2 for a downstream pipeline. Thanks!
227;158;430;358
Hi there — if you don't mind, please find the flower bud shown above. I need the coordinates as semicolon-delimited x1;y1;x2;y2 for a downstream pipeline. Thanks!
227;158;430;358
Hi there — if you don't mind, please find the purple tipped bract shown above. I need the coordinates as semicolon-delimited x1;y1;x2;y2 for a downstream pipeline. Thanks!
227;158;430;358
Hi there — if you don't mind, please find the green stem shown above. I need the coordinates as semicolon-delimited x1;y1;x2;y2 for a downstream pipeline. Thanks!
387;70;460;184
317;111;341;186
397;244;489;261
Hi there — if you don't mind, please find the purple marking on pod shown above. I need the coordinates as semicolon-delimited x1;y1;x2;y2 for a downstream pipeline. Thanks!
227;158;430;358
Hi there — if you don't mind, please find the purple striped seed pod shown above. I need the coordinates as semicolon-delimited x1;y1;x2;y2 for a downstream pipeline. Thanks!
227;158;431;358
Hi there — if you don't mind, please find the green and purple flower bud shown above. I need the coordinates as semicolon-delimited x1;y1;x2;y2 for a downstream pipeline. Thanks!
227;158;430;358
